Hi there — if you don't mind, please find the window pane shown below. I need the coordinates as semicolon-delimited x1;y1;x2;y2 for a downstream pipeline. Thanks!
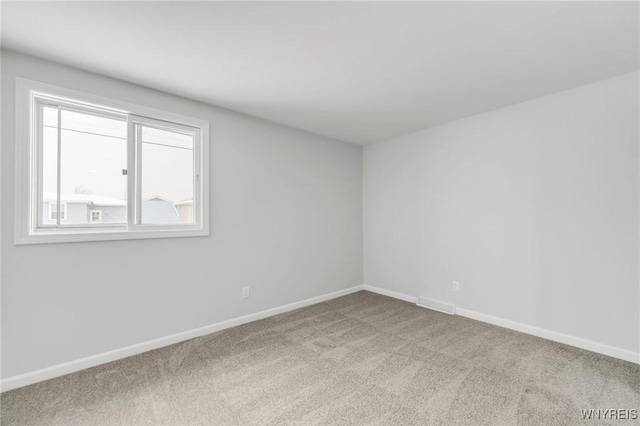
42;106;59;225
59;109;127;225
50;203;66;221
89;209;102;223
140;125;194;224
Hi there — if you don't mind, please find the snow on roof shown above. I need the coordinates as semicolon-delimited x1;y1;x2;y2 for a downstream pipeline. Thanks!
43;192;126;207
144;195;173;203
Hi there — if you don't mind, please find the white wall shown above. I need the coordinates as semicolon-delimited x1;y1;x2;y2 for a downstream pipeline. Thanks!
364;72;639;354
1;50;363;378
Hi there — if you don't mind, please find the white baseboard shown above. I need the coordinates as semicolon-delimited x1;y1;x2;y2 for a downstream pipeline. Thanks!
455;307;640;364
363;285;639;365
0;285;365;393
363;285;418;303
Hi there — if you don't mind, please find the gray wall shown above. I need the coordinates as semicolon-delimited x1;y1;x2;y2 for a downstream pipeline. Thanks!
364;72;639;354
1;50;363;378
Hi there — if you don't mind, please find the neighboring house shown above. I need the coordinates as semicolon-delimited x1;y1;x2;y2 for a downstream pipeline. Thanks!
43;192;126;225
43;193;187;225
141;196;181;224
175;199;193;223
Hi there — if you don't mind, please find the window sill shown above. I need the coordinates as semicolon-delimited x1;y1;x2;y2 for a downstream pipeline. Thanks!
15;227;209;245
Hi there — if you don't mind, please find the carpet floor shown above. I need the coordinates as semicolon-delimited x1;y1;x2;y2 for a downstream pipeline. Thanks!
1;291;639;425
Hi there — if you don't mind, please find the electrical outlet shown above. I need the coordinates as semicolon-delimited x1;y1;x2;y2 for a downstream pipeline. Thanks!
242;286;250;299
452;281;460;292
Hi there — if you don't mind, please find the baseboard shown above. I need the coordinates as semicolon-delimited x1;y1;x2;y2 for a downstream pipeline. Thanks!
0;285;365;393
363;285;639;365
455;307;639;364
363;285;418;303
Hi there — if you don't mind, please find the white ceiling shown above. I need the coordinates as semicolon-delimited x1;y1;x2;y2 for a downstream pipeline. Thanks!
2;1;638;144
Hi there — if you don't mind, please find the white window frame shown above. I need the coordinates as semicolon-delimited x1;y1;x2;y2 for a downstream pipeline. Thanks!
15;78;210;245
48;202;67;221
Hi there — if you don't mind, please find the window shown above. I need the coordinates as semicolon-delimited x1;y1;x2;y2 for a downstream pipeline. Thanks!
89;210;102;224
15;79;209;244
49;202;66;221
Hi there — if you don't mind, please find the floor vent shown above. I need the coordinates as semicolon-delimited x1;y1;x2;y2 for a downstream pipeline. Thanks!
417;297;456;315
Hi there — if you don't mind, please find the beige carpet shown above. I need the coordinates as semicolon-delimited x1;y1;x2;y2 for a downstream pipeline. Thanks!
2;291;639;425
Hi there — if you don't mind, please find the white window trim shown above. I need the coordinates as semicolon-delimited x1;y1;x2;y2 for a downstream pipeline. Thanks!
15;78;210;245
48;201;67;221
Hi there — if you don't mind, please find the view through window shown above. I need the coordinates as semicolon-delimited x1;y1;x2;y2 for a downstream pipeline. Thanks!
41;105;198;227
15;79;209;244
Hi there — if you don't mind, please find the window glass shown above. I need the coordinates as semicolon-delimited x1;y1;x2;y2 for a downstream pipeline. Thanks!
60;109;127;225
16;79;209;244
49;202;66;221
139;125;194;224
42;106;59;225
